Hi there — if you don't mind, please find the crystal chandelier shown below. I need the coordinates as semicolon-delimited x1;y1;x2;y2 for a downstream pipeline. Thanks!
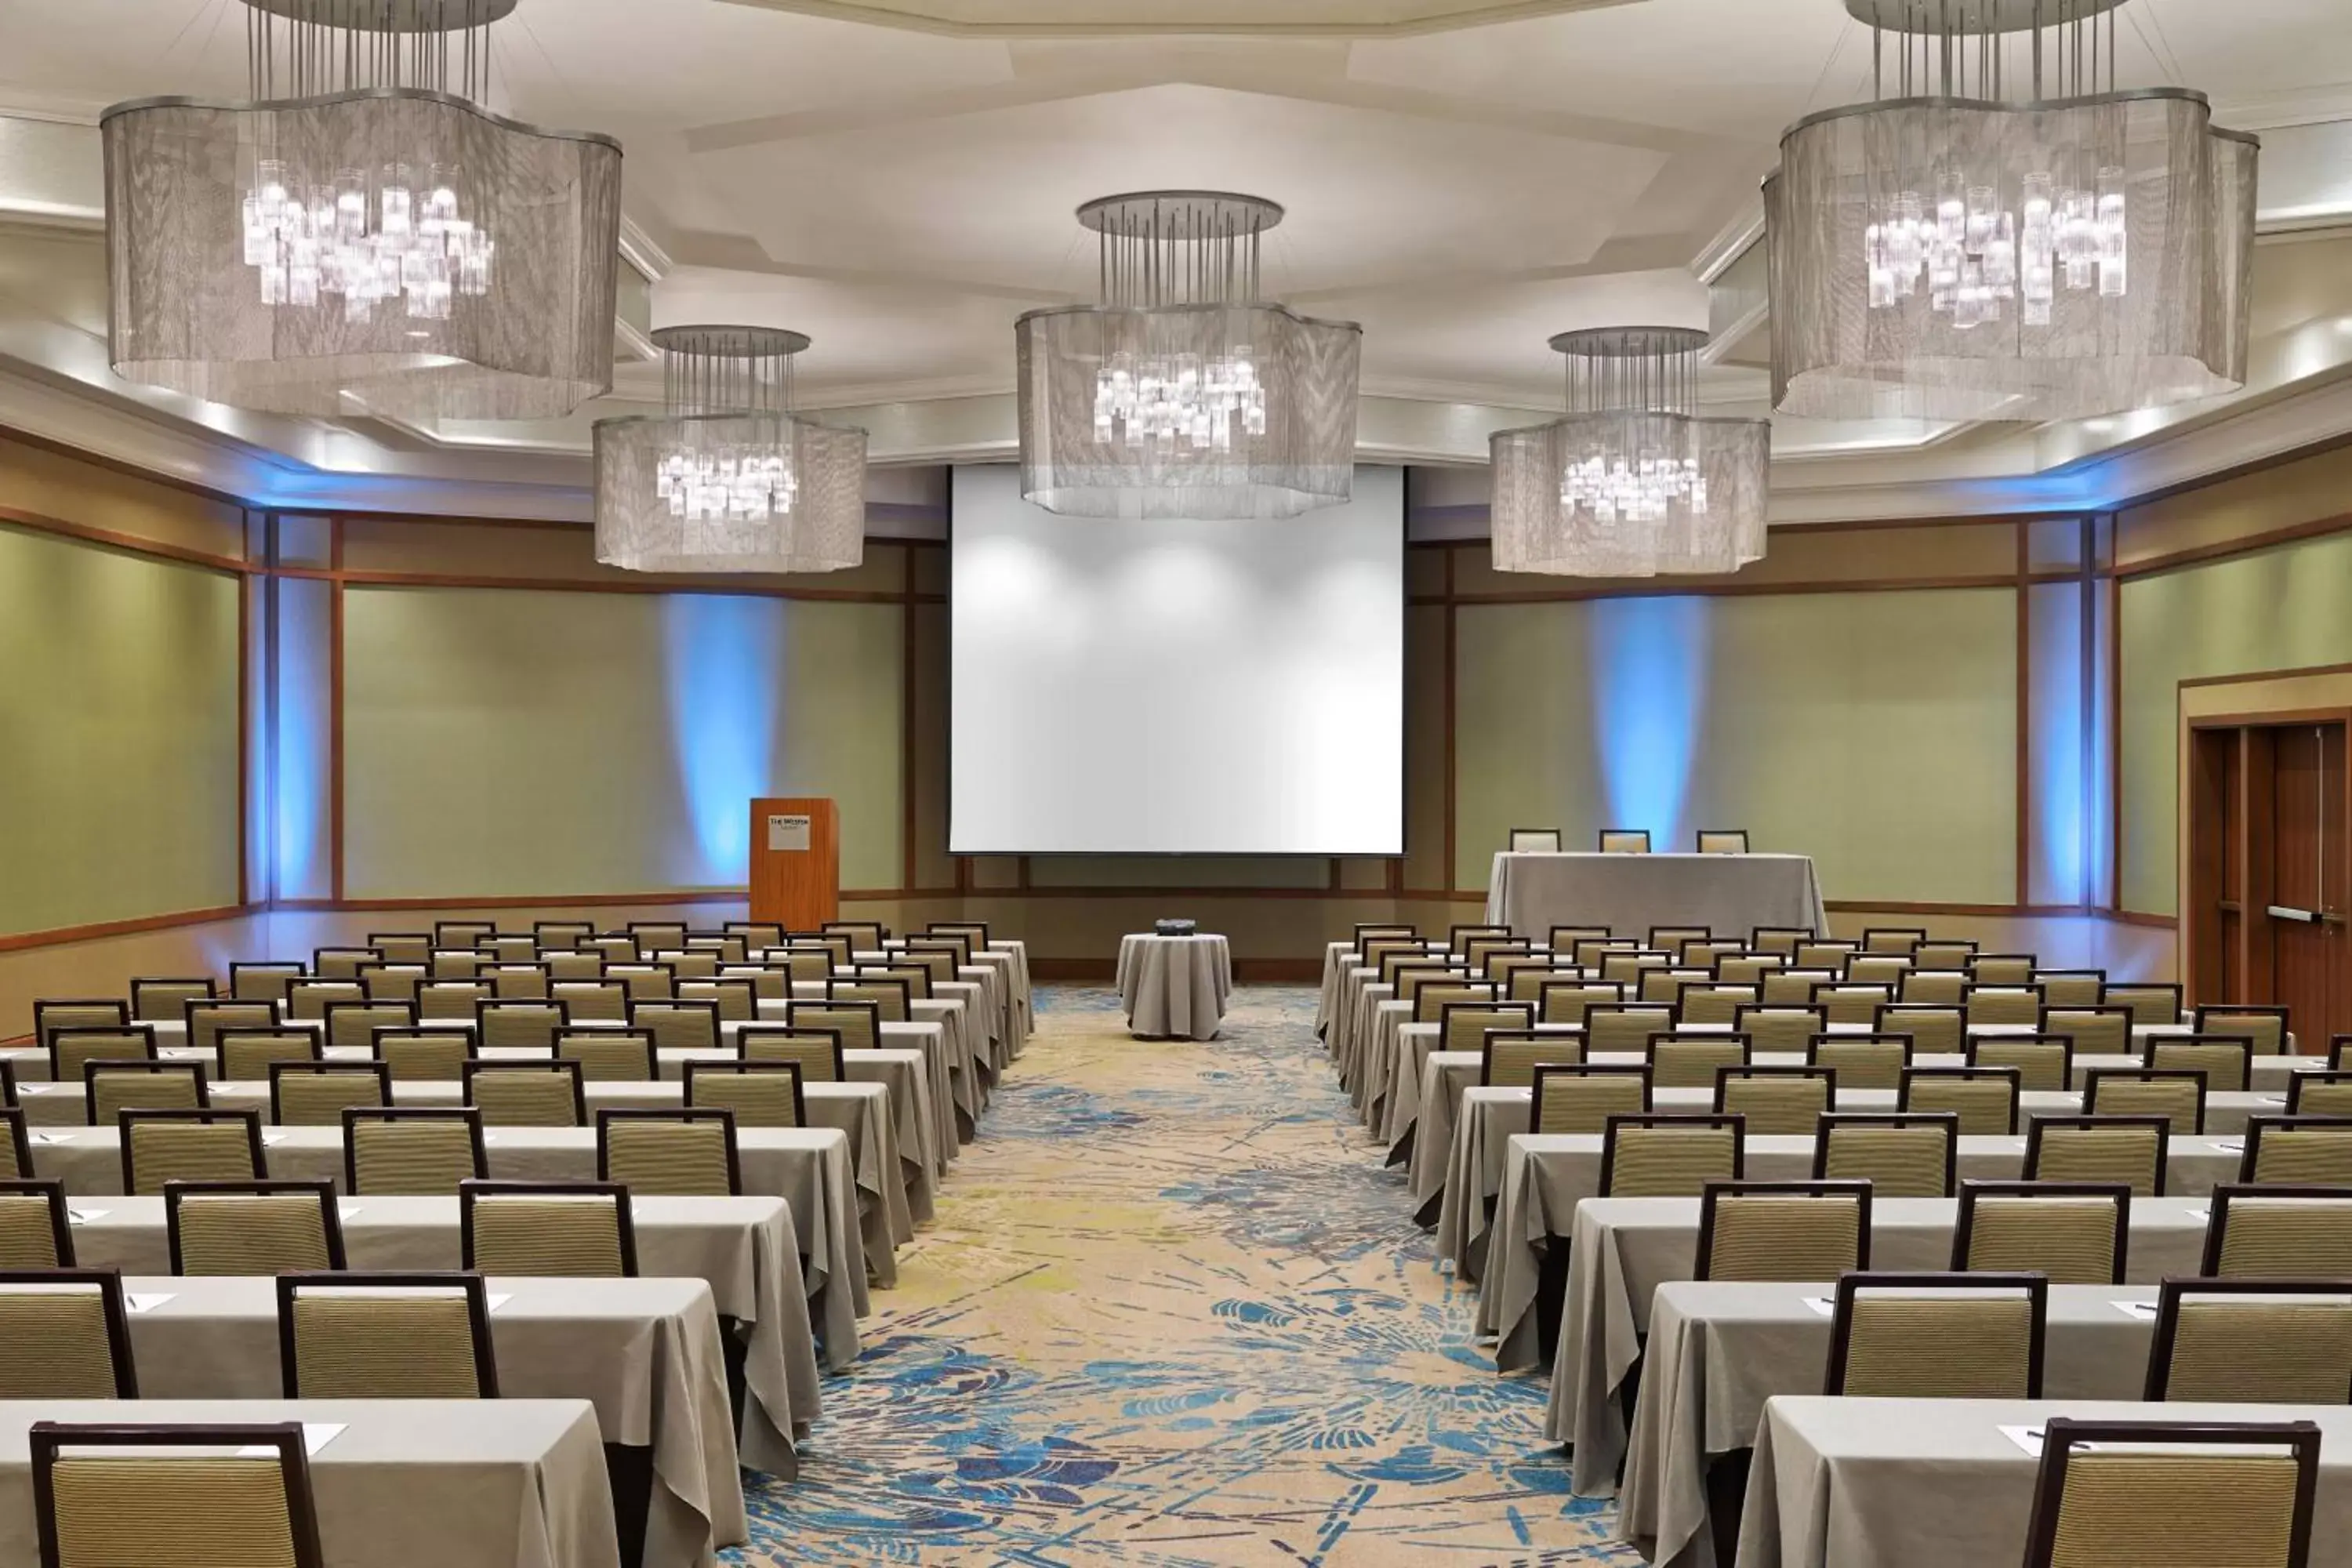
593;327;869;575
1765;0;2256;423
101;0;622;420
1016;192;1362;520
1489;328;1769;577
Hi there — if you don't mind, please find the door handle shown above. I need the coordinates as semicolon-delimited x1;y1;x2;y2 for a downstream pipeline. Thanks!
2267;905;2318;923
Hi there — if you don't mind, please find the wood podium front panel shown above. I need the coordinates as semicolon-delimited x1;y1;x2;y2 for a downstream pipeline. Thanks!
750;797;839;929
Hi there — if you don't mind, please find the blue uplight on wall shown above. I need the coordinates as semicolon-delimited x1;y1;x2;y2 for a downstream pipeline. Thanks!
1588;595;1709;851
662;594;783;884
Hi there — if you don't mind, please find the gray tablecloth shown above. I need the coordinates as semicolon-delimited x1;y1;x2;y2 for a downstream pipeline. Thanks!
63;1192;820;1444
28;1123;867;1368
1116;934;1232;1040
1548;1196;2220;1472
1484;851;1828;943
1624;1282;2194;1566
115;1275;742;1568
0;1399;621;1568
1737;1398;2352;1568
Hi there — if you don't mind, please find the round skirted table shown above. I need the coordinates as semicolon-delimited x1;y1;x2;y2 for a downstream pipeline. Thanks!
1115;933;1232;1040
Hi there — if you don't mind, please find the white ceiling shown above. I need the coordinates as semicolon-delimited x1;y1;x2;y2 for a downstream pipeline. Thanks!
0;0;2347;515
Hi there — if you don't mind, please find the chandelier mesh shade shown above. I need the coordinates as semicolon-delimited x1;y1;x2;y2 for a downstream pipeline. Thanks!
101;0;622;420
1489;327;1769;578
1015;192;1362;520
593;326;868;575
1764;0;2258;423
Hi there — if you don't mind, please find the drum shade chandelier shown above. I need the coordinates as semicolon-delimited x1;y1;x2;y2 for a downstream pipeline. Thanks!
101;0;622;420
1015;191;1362;520
1490;327;1769;577
594;326;868;575
1764;0;2257;423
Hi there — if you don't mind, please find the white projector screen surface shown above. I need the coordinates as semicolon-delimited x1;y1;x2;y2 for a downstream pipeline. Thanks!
950;463;1404;855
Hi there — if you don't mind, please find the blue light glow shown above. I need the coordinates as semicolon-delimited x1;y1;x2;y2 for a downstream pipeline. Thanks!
2031;589;2088;903
662;594;783;883
270;579;328;898
1588;595;1709;851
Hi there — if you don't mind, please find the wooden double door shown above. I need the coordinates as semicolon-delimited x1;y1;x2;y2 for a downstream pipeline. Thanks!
2189;716;2350;1043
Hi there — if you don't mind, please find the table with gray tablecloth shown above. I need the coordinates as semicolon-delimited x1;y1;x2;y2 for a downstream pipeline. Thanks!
0;1399;622;1568
113;1275;742;1568
27;1123;868;1368
1737;1397;2352;1568
1485;851;1828;943
63;1191;820;1443
1116;933;1232;1040
1547;1195;2220;1475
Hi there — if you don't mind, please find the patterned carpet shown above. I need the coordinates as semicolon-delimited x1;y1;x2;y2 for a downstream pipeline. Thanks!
740;984;1634;1566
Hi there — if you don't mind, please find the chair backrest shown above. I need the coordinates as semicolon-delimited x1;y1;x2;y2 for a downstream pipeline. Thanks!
2142;1278;2352;1406
32;1421;339;1565
463;1058;586;1127
1860;927;1926;955
187;1000;278;1064
2042;1004;2134;1058
684;1060;807;1127
829;979;909;1024
2151;1035;2254;1094
1676;984;1757;1027
2241;1116;2352;1187
416;981;493;1021
1694;829;1748;854
2287;1072;2352;1120
1599;952;1670;989
768;948;835;985
822;920;887;950
1528;1065;1650;1134
550;1029;655;1083
268;1062;390;1127
1874;1002;1965;1056
786;1002;880;1054
1586;1004;1677;1055
1497;958;1570;1001
284;981;362;1022
371;1028;473;1083
550;980;629;1022
677;978;758;1022
1954;1179;2130;1284
481;934;540;964
598;1109;742;1196
323;1000;416;1054
1734;1004;1827;1056
166;1180;344;1275
1965;1033;2074;1092
1813;1112;1958;1197
0;1270;139;1397
1410;980;1494;1024
1508;827;1562;852
278;1271;497;1398
1715;954;1786;987
129;978;215;1024
2085;1068;2207;1135
1963;982;2045;1026
1713;1065;1834;1136
868;960;940;1001
477;1000;568;1052
430;950;487;984
1438;1001;1534;1056
2204;1184;2352;1279
1762;969;1838;1006
1537;981;1623;1026
310;948;380;982
1478;1030;1581;1088
1826;1270;2045;1398
84;1058;203;1128
731;920;789;949
1461;936;1530;975
1695;1179;1869;1280
1598;1112;1744;1197
1968;953;2038;986
625;1000;718;1055
739;1026;848;1083
1846;955;1911;989
1794;941;1858;973
0;1180;71;1268
630;920;691;953
358;964;427;1003
2194;1004;2291;1057
370;932;437;964
1812;983;1893;1027
1900;1065;2020;1135
481;964;544;999
544;949;608;981
531;921;595;950
343;1107;487;1196
1911;939;1978;968
582;934;641;964
435;920;497;948
1598;828;1650;854
1749;927;1813;959
2103;981;2184;1025
229;963;307;1004
1806;1033;1912;1092
0;1111;32;1182
219;1026;323;1085
2023;1420;2322;1568
50;1026;158;1089
459;1179;637;1276
1646;1033;1749;1091
119;1109;263;1196
2024;1114;2170;1196
1898;969;1968;1005
2031;969;2107;1007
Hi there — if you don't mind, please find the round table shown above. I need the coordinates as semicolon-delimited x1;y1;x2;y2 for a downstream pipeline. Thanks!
1115;933;1232;1040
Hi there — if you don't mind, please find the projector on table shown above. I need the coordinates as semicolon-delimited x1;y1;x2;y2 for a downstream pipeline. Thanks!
1154;919;1197;937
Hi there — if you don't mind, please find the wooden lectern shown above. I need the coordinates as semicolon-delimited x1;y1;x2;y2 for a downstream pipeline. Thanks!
750;797;839;929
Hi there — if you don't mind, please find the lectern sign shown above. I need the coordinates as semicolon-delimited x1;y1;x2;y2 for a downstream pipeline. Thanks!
767;814;813;852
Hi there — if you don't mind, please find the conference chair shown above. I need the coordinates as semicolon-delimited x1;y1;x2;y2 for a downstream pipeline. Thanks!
1539;981;1624;1026
2142;1278;2352;1403
1761;969;1838;1006
2195;1004;2291;1057
1647;1033;1750;1091
557;1029;659;1083
1860;927;1926;955
684;1060;808;1127
228;961;305;1005
1966;953;2038;986
1693;1179;1869;1281
369;933;436;964
1846;955;1912;990
0;1060;20;1113
1597;829;1650;854
1875;1002;1965;1056
1824;1272;2046;1399
727;921;787;950
2085;1067;2207;1135
2041;1004;2133;1058
278;1272;498;1398
29;1421;341;1566
677;978;757;1022
2103;981;2185;1026
434;920;497;949
1507;828;1562;852
1447;925;1513;953
416;981;492;1022
324;1000;415;1054
2024;1115;2169;1196
372;1027;472;1083
1912;939;1978;969
533;920;597;951
1597;1112;1744;1197
628;921;691;956
1412;980;1497;1025
1479;1031;1581;1087
1812;1112;1958;1197
583;935;642;965
1952;1179;2130;1284
51;1026;158;1092
2204;1184;2352;1279
822;920;887;952
342;1107;488;1196
186;1000;278;1065
762;948;831;984
1586;1004;1678;1056
464;1058;587;1127
1897;968;1968;1004
1806;1033;1912;1091
829;978;910;1025
607;963;678;1002
480;935;540;965
2151;1035;2254;1094
118;1109;264;1196
1812;982;1893;1027
219;1026;325;1094
0;1180;72;1268
0;1112;32;1182
927;920;990;950
2019;1420;2321;1568
1572;938;1639;968
597;1109;742;1196
1715;954;1787;988
1497;957;1570;1002
1462;936;1531;975
1676;983;1757;1027
552;980;630;1022
358;963;427;1003
631;998;723;1056
2337;1036;2352;1073
1965;1033;2073;1091
430;949;489;982
545;949;608;981
86;1059;205;1128
786;1002;880;1054
1962;982;2044;1027
740;1026;847;1081
1794;940;1859;972
460;1179;637;1277
1899;1065;2020;1135
657;949;722;981
165;1179;346;1275
283;980;363;1021
0;1270;140;1396
1749;927;1813;960
2031;969;2107;1007
310;947;379;981
1712;1065;1834;1135
269;1062;390;1127
129;978;214;1023
1693;829;1748;854
1528;1065;1650;1134
2287;1073;2352;1117
2240;1116;2352;1186
1733;1004;1825;1056
478;1000;567;1052
795;932;856;969
1639;968;1711;1007
1439;1001;1534;1056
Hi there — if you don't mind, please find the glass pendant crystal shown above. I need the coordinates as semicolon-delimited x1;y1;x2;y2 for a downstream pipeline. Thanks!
103;0;622;420
1490;328;1769;578
1016;192;1362;520
594;326;868;575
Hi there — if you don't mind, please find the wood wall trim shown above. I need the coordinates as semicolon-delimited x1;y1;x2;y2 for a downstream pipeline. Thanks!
2180;660;2352;692
2111;909;2181;929
0;428;250;510
1411;571;2079;607
0;903;264;954
301;504;951;535
310;568;944;605
2114;507;2352;582
2016;520;2031;906
0;503;249;575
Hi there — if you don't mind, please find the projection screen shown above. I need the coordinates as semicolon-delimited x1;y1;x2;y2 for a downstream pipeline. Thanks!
949;463;1404;855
